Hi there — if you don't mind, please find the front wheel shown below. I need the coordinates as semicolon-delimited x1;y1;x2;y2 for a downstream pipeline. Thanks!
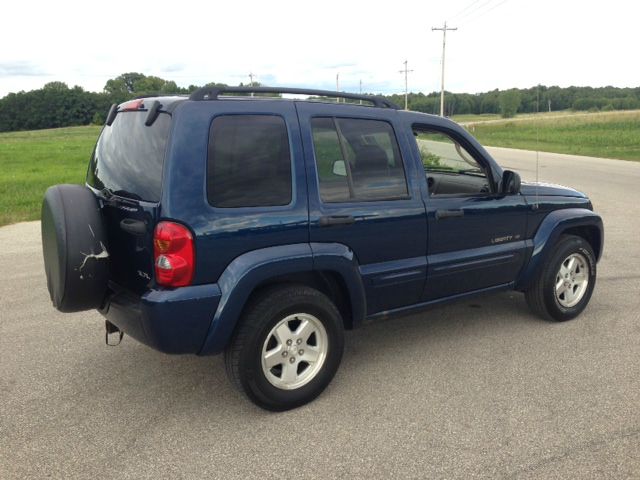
224;285;344;411
525;235;597;321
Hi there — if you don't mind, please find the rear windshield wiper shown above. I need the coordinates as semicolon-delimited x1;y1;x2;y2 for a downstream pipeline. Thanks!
112;189;142;201
99;187;115;199
99;187;141;201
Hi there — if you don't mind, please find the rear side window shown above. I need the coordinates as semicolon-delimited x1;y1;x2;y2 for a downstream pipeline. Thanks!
311;117;408;202
87;112;170;202
207;115;292;208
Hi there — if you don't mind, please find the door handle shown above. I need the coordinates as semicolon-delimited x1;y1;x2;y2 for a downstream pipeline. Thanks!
435;209;464;220
319;215;355;227
120;218;147;235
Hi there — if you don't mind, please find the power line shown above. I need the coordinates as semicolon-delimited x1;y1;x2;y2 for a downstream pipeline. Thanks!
455;0;494;22
398;60;414;110
432;22;457;117
459;0;510;25
449;0;483;22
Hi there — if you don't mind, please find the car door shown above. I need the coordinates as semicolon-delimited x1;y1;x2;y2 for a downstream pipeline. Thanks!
412;125;529;300
296;102;427;315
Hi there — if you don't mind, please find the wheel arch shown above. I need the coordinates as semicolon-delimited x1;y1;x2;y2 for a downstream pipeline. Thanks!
516;208;603;291
198;243;366;355
562;225;603;261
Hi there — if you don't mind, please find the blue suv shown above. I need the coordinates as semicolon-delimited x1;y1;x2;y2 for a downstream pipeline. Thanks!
41;87;603;410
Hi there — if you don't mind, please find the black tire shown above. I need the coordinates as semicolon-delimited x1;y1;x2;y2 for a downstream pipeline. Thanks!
525;234;597;321
41;184;109;313
224;284;344;411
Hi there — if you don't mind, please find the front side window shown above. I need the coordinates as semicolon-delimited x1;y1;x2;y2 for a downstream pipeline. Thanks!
414;128;492;196
207;115;292;208
311;117;408;202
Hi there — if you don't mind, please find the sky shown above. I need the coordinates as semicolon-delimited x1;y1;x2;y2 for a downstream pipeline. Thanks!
0;0;638;98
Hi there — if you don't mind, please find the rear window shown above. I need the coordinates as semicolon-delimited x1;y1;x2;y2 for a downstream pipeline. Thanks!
311;117;408;202
207;115;292;208
87;111;171;202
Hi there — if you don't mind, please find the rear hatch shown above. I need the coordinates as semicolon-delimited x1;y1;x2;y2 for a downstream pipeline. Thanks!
86;104;172;295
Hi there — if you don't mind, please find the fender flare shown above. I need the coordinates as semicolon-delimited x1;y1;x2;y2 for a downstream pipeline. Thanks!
516;208;603;290
198;243;365;355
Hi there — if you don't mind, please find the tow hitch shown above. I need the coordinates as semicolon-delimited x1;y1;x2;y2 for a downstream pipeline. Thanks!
105;320;124;346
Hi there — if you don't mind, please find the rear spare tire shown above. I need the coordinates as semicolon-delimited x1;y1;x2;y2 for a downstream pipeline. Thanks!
41;184;109;312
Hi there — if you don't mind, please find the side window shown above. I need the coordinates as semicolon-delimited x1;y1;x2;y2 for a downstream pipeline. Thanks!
311;117;408;202
414;128;492;196
207;115;292;207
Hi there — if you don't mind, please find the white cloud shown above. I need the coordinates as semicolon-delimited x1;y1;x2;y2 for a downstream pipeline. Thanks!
1;0;638;98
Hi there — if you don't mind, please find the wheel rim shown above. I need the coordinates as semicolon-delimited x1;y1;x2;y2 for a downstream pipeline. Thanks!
554;252;590;308
261;313;328;390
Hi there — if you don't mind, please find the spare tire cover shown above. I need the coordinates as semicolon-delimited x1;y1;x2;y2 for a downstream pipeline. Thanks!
41;184;109;312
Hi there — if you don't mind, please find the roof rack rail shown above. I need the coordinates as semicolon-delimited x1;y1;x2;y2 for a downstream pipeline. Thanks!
188;86;400;109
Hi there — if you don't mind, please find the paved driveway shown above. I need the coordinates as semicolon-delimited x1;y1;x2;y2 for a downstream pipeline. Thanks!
1;148;639;479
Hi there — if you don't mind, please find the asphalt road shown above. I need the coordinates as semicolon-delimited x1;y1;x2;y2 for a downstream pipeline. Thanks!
1;148;639;479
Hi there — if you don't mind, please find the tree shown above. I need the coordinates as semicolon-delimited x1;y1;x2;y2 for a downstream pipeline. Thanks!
499;89;521;118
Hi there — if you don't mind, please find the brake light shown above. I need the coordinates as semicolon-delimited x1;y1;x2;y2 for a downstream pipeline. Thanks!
153;221;195;287
121;99;144;111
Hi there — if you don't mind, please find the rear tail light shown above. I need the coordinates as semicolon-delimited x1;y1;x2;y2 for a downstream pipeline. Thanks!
153;221;195;287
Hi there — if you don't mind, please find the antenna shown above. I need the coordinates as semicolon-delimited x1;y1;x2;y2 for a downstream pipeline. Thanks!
534;85;540;210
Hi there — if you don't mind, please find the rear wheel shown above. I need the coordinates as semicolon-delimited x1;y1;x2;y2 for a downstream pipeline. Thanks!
525;235;596;321
225;285;344;411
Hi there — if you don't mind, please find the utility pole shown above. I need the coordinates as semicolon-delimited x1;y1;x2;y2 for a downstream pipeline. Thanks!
336;73;340;102
359;79;363;105
432;22;457;117
248;72;256;97
398;60;414;110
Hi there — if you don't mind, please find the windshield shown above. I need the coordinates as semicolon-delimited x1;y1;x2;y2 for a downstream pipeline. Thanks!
87;111;171;202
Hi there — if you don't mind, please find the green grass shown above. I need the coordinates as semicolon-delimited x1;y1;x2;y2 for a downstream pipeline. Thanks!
450;113;500;123
464;110;640;161
0;126;101;226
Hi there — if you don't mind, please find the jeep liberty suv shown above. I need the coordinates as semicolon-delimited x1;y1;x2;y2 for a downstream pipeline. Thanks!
41;87;604;410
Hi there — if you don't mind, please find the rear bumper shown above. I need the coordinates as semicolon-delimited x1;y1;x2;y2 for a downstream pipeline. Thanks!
100;283;221;354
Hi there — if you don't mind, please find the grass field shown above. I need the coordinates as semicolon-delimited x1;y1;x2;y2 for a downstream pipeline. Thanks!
464;110;640;161
450;113;500;123
0;126;101;226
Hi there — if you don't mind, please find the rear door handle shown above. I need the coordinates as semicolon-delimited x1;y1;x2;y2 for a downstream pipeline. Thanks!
120;218;147;235
319;215;355;227
435;209;464;220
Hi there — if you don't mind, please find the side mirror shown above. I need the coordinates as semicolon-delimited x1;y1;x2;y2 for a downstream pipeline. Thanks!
501;170;521;195
332;160;347;177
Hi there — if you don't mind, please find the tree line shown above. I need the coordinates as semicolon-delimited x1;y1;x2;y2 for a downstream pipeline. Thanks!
1;72;639;132
387;85;640;117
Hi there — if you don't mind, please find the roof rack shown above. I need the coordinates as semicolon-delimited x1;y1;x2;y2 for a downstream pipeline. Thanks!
188;86;400;109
